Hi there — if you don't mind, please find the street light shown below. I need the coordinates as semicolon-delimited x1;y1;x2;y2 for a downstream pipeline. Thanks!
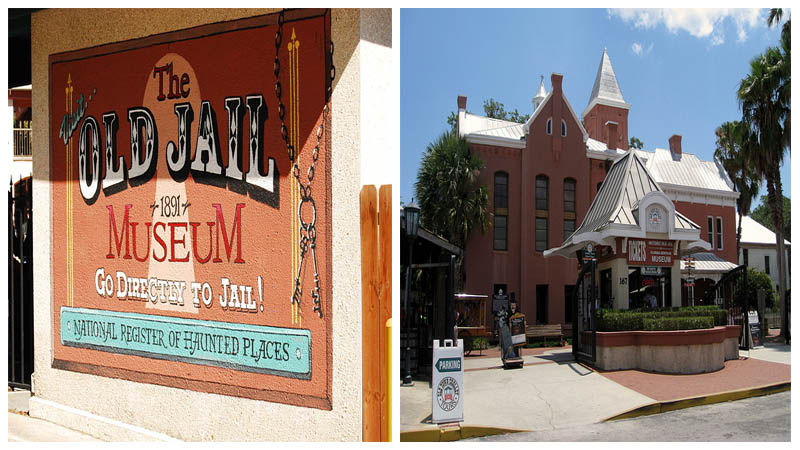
402;200;420;386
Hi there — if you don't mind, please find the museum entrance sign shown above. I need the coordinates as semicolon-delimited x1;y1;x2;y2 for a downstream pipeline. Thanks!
49;9;334;409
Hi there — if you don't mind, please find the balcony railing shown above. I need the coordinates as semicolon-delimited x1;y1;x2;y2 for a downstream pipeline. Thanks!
13;121;32;159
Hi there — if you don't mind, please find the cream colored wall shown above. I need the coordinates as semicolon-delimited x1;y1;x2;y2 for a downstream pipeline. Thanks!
670;258;682;307
30;8;386;441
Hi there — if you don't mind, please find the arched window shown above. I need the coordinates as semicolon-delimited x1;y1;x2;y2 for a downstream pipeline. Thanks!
494;172;508;251
535;175;549;252
546;118;552;135
561;119;567;137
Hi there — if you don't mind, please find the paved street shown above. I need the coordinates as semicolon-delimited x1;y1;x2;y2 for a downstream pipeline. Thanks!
468;391;790;441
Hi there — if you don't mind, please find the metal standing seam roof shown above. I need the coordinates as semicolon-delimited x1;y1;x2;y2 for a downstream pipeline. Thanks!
645;148;735;193
587;48;627;106
565;149;699;244
586;138;651;161
461;112;522;136
737;215;791;246
680;252;738;273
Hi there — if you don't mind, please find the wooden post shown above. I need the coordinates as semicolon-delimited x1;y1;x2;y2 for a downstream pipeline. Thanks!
360;184;392;441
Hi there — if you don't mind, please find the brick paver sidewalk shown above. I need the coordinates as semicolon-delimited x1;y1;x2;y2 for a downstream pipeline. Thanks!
597;357;790;402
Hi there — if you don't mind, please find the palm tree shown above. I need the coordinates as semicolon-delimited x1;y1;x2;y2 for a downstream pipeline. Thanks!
738;44;790;341
415;129;490;288
714;121;761;258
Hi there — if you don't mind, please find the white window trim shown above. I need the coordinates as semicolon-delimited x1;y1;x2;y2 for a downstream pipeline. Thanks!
546;117;552;135
561;119;567;137
716;216;723;251
707;216;714;248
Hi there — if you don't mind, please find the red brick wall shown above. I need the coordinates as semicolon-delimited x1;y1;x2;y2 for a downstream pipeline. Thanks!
464;78;591;324
673;200;737;263
584;103;629;150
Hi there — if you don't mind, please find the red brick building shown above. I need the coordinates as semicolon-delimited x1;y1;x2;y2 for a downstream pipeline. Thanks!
459;49;739;324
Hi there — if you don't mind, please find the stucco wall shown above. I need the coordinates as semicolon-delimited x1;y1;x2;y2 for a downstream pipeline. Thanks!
739;246;790;292
30;8;383;441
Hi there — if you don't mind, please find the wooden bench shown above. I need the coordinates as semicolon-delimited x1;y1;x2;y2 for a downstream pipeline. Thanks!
525;324;564;347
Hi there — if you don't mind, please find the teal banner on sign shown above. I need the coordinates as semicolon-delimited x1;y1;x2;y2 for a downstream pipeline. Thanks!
436;357;462;372
60;307;311;379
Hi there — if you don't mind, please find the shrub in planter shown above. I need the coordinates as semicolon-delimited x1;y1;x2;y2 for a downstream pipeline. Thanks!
597;306;726;331
641;316;714;331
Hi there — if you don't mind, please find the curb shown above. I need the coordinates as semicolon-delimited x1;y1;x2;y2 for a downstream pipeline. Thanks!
603;382;791;422
400;424;529;442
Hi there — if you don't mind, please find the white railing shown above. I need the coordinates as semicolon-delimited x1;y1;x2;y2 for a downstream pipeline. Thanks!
13;121;32;159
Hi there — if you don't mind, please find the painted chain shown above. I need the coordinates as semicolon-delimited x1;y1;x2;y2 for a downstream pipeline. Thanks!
276;9;334;319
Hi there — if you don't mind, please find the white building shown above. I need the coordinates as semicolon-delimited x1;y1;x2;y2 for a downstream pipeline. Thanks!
737;214;790;292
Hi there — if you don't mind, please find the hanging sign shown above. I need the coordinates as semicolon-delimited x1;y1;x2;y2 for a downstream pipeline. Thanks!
627;239;675;267
49;9;334;409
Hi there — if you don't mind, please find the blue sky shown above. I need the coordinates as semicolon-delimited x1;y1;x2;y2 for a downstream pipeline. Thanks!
400;8;789;207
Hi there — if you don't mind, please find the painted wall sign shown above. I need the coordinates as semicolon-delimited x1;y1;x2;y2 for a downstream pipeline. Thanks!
50;9;334;409
627;239;675;267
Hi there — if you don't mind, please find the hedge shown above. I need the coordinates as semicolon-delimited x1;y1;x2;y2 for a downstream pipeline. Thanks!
596;306;726;332
641;316;714;331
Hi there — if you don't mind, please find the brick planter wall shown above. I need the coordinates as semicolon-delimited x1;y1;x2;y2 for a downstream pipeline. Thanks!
594;325;740;374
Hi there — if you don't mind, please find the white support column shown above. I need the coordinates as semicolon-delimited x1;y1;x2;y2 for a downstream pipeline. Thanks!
613;257;629;309
671;257;682;307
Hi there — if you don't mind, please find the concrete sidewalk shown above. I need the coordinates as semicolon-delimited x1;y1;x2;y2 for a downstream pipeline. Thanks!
401;348;654;439
401;343;791;441
8;412;101;442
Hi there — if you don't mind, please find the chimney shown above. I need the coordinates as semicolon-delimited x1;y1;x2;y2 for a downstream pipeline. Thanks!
457;95;467;112
551;73;563;95
669;134;682;157
605;121;618;150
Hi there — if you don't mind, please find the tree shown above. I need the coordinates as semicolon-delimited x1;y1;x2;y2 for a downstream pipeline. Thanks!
447;111;458;131
738;35;791;341
714;120;761;257
483;98;529;123
415;129;490;288
629;136;644;149
750;195;791;242
446;98;529;132
734;268;777;310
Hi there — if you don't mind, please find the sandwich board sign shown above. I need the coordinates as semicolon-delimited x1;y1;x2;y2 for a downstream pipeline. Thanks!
432;339;464;424
748;310;763;348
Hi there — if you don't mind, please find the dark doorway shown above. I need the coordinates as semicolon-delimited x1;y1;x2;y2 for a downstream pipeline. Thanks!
536;285;548;324
564;285;575;323
629;267;671;308
600;269;612;309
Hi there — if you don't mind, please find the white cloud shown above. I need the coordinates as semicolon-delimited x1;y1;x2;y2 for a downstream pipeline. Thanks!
632;42;643;55
608;8;764;44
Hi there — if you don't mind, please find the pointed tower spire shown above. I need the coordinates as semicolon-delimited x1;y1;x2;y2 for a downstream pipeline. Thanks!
532;74;547;112
583;48;631;150
585;48;628;113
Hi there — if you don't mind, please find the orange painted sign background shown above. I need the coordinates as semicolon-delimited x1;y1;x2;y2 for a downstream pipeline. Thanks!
50;10;333;409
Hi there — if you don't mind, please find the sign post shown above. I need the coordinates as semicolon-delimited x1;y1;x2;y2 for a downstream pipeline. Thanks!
432;339;464;424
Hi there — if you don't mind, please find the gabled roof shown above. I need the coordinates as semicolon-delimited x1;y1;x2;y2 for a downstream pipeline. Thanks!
737;215;791;246
545;149;705;258
572;150;665;235
583;49;631;117
522;87;589;141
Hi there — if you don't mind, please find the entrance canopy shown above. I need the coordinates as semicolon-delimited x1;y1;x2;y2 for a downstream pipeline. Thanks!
545;149;711;259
